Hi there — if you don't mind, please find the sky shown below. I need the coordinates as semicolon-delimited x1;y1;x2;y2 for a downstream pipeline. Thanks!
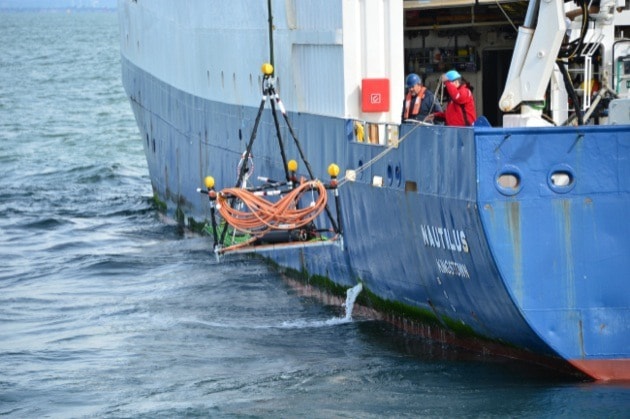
0;0;116;9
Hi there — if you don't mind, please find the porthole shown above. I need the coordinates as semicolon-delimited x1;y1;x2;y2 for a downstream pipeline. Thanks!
395;165;402;187
495;165;522;196
548;164;576;193
387;164;393;186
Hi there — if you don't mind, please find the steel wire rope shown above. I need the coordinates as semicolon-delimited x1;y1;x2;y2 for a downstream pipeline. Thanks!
337;122;424;188
494;0;518;32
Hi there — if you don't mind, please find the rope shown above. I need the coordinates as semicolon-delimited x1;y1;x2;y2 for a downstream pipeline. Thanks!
337;122;424;188
217;180;328;236
494;0;518;33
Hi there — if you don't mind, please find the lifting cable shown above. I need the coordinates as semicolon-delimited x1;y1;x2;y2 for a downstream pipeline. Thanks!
200;63;344;254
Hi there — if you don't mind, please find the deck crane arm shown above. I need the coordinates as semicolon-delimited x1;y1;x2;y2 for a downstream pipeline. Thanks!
498;0;568;117
499;0;623;126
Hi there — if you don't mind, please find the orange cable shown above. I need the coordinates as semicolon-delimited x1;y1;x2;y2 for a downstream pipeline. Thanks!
216;180;328;236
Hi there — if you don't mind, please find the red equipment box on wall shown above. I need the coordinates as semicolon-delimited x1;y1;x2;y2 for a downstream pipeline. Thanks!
361;78;390;112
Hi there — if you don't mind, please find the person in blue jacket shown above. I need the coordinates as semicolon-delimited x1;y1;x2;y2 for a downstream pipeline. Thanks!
402;73;442;123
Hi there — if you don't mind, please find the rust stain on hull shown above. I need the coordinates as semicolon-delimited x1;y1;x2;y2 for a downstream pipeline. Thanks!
507;201;523;302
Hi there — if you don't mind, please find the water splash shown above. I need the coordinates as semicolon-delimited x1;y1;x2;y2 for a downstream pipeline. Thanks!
180;283;365;330
279;283;363;327
342;283;363;320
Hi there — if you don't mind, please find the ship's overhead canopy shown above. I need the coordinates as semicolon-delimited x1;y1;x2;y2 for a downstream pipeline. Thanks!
404;0;527;8
404;0;528;29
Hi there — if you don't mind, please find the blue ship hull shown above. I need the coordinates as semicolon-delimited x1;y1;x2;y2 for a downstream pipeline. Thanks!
122;57;630;380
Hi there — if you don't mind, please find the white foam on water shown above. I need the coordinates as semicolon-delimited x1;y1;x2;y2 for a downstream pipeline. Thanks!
181;317;352;330
180;283;364;330
278;317;351;328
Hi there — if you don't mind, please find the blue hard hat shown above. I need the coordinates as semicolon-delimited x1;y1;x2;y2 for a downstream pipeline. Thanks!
445;70;461;82
406;73;421;88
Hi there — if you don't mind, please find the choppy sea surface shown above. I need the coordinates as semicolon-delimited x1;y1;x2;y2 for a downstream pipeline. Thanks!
1;10;629;418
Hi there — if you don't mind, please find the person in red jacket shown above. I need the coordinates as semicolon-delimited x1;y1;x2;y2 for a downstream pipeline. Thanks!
432;70;477;126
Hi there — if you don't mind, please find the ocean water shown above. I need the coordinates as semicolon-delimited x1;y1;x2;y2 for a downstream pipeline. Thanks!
1;10;629;418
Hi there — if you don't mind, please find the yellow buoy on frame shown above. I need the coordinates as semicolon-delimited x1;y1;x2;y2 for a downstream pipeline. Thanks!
328;163;340;178
261;63;274;76
204;176;215;189
288;159;298;172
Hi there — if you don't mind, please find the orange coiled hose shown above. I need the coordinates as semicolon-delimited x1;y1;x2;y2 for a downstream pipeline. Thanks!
217;180;328;236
